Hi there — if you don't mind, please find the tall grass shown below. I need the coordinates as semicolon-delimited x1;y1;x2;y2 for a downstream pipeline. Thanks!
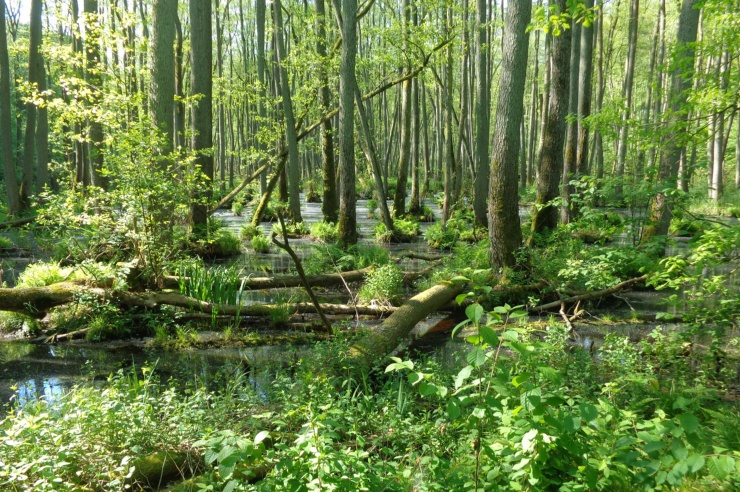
176;262;248;324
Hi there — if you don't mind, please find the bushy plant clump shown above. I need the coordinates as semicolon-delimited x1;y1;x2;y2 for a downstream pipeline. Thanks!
374;218;420;243
251;234;271;253
304;243;389;274
271;220;309;238
309;221;338;242
358;264;404;305
240;224;263;241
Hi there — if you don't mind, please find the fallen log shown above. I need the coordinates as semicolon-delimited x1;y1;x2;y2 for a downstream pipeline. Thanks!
532;275;649;312
347;279;466;368
0;281;102;316
0;215;35;230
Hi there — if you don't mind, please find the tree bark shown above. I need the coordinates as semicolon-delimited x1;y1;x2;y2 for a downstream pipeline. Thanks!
338;0;358;245
347;279;466;367
188;0;214;232
614;0;639;201
530;0;571;239
488;0;530;268
0;0;21;215
561;16;580;224
641;0;700;246
392;0;412;219
316;0;338;222
149;0;177;154
473;0;491;228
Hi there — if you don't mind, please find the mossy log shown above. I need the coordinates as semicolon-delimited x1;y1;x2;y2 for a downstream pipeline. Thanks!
347;279;466;368
0;281;102;317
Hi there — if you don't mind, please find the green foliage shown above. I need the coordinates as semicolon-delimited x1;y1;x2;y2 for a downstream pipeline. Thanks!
358;264;404;305
304;179;322;203
0;312;38;335
251;234;271;253
240;224;264;241
191;228;243;258
374;218;420;243
271;220;310;238
16;261;72;287
0;236;15;250
232;200;245;217
304;243;390;274
425;222;460;250
309;221;338;242
177;261;247;307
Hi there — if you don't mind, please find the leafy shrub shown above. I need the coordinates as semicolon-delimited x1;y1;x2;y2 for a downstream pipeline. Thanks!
231;200;244;216
305;179;321;203
374;218;420;243
309;221;338;242
426;222;459;250
366;199;378;219
17;261;72;287
240;224;263;241
272;220;309;238
0;236;15;250
358;264;404;305
304;243;389;274
0;311;38;334
251;234;271;253
192;229;242;258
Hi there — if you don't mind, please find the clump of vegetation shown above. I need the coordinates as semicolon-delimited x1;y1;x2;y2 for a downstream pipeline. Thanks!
404;204;435;222
191;228;242;258
271;220;309;238
309;221;338;242
16;261;73;287
240;224;263;241
374;218;420;243
426;222;460;249
305;179;321;203
358;264;404;305
0;236;15;251
304;243;389;274
366;198;378;219
251;234;271;253
176;262;247;307
231;200;244;216
0;311;38;334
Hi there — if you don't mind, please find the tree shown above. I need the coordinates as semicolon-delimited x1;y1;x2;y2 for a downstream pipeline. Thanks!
338;0;358;246
641;0;700;246
614;0;639;200
530;0;572;239
149;0;177;152
392;0;412;219
0;0;21;215
188;0;213;231
489;0;531;268
473;0;491;228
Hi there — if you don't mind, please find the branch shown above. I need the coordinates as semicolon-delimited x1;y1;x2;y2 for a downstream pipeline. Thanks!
532;275;649;312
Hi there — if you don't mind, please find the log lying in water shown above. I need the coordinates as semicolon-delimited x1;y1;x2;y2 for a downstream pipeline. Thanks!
347;279;467;368
531;274;649;312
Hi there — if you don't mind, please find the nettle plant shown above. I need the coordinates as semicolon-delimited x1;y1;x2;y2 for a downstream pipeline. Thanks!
387;296;723;491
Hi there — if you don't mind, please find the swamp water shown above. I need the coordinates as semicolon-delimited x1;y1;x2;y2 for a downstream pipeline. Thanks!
0;199;730;406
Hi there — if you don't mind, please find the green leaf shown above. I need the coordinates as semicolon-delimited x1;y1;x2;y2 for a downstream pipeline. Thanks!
643;441;667;454
479;325;499;346
579;403;598;422
466;303;484;324
677;413;699;434
707;456;735;480
450;276;470;282
511;373;531;388
419;381;437;396
407;372;423;385
685;454;705;473
446;399;461;420
223;480;237;492
467;346;487;367
671;439;688;461
254;431;269;446
455;292;473;305
455;365;473;389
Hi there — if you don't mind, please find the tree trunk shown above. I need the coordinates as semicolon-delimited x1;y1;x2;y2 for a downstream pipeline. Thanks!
473;0;490;228
641;0;700;247
338;0;358;245
560;17;580;224
188;0;213;232
149;0;177;154
316;0;338;222
614;0;639;201
347;279;466;368
256;0;268;195
488;0;530;268
574;0;594;208
0;0;21;215
392;0;412;218
273;0;303;223
529;0;571;239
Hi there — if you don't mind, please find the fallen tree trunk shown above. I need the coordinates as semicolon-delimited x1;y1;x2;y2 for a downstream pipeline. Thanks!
0;281;102;317
532;275;649;312
0;215;35;230
347;279;466;368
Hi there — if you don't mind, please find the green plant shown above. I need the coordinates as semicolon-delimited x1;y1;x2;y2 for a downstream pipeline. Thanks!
358;264;404;305
0;236;15;250
240;224;263;241
232;200;245;216
251;234;271;253
16;261;73;287
374;218;420;243
304;243;390;274
309;221;339;242
271;220;309;237
425;222;460;249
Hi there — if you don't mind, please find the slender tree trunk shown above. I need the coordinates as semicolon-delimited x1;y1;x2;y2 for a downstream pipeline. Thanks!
84;0;107;191
710;49;729;202
392;0;412;218
149;0;177;154
409;75;422;214
173;16;185;150
273;0;303;222
529;0;571;239
442;7;455;225
338;0;358;245
473;0;490;227
614;0;639;200
188;0;213;232
20;0;44;209
560;18;580;224
573;0;594;213
641;0;700;246
0;0;21;214
316;0;338;222
489;0;530;268
526;2;541;188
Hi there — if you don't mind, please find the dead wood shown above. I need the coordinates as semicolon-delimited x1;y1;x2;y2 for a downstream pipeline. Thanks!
532;275;649;312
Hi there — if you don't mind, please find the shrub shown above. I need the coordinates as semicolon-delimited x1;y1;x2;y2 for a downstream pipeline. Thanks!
309;222;338;242
211;229;242;256
240;224;263;241
0;311;38;334
0;236;15;250
251;234;271;253
305;180;322;203
358;264;404;305
304;243;390;274
231;200;244;216
374;218;420;243
17;261;73;287
426;222;459;250
272;220;309;238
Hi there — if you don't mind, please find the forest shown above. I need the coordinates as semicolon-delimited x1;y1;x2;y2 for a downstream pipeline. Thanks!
0;0;738;489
